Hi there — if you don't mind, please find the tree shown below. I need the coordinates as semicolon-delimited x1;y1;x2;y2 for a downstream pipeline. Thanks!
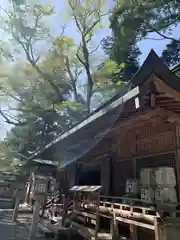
0;140;23;175
102;1;141;81
106;0;180;69
0;0;124;163
67;0;125;112
161;40;180;67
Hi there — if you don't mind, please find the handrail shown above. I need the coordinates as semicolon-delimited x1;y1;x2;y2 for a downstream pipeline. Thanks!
43;191;60;210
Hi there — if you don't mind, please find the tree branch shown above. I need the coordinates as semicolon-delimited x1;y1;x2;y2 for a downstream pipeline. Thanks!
89;44;100;55
0;88;22;102
0;109;26;125
84;12;107;38
144;21;179;42
65;57;79;101
144;37;166;41
4;142;29;160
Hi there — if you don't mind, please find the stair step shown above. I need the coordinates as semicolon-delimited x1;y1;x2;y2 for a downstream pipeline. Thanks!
37;223;54;238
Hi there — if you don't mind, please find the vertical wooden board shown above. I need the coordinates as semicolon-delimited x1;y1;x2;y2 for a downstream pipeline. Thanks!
174;122;180;201
175;150;180;201
101;157;110;195
130;224;137;240
28;199;42;240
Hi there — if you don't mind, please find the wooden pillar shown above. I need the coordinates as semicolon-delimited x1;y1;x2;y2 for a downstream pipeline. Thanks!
101;157;110;195
154;218;166;240
75;164;82;185
95;190;100;240
133;158;136;178
12;188;24;222
110;212;118;240
62;170;69;226
27;172;35;205
130;224;137;240
174;122;180;201
28;196;44;240
69;165;76;188
12;193;21;221
24;181;30;203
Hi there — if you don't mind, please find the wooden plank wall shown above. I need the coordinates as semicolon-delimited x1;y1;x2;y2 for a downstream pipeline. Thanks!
66;115;180;198
110;119;177;196
111;121;175;160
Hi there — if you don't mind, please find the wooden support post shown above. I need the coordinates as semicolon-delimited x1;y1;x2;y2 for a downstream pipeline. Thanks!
95;190;100;240
154;217;166;240
24;182;30;204
12;188;24;222
174;122;180;201
133;158;136;178
62;195;68;227
28;196;44;240
12;195;21;222
28;172;35;205
101;157;111;195
130;224;137;240
175;150;180;202
110;212;118;240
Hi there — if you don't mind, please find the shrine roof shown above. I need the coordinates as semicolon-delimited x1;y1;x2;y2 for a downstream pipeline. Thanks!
28;50;180;167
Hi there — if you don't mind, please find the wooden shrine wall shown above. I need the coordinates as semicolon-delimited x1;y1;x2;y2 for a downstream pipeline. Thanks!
111;121;176;160
110;119;177;196
65;114;179;197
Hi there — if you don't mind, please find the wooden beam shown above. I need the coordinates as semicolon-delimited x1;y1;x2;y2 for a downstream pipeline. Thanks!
155;99;177;103
159;108;180;123
157;100;179;104
74;210;96;219
116;216;155;230
155;75;180;102
159;103;180;107
116;150;176;162
112;108;162;129
110;107;171;134
150;93;156;108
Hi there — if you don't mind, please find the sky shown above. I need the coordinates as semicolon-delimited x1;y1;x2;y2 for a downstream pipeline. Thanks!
0;0;179;139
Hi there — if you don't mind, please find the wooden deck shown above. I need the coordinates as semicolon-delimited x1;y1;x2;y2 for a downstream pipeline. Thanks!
68;196;180;240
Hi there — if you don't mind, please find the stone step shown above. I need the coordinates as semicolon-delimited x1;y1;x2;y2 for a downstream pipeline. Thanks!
37;222;54;238
0;198;13;209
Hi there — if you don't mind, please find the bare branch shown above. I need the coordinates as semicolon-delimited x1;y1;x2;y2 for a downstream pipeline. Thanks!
65;57;79;101
144;21;179;42
68;0;83;32
76;45;86;67
75;68;83;80
76;52;86;68
0;88;22;102
144;37;166;41
84;12;107;38
89;44;100;55
0;109;26;125
4;142;29;160
0;6;13;19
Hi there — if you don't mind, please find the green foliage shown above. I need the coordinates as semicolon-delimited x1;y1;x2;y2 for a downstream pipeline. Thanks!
13;0;25;6
94;60;123;87
162;40;180;67
105;0;180;72
0;0;126;168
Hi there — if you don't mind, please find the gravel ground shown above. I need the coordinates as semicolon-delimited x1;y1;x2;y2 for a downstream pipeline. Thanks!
0;210;44;240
